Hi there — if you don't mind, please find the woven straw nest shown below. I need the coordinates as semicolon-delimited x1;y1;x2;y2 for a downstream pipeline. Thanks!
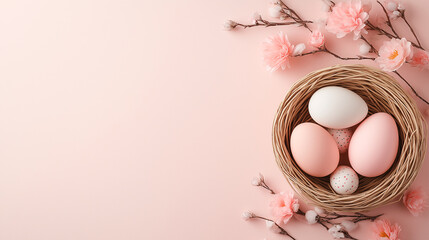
272;64;427;212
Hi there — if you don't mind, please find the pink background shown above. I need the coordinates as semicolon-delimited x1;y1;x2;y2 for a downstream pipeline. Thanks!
0;0;428;239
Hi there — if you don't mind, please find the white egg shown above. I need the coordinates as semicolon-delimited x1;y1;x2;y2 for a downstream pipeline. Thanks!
330;165;359;195
309;86;368;129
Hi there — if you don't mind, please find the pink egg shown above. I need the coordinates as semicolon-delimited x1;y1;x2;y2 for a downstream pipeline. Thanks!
290;123;339;177
327;128;353;154
348;113;399;177
330;165;359;195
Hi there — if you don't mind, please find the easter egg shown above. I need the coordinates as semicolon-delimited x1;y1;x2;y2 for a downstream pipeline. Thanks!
290;122;339;177
327;128;353;154
330;165;359;195
348;112;399;177
308;86;368;129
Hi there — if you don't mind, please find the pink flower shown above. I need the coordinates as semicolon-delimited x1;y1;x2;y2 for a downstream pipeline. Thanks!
326;0;370;40
375;38;412;72
308;30;325;48
410;50;429;70
263;32;295;72
269;192;299;225
373;219;401;240
403;187;427;216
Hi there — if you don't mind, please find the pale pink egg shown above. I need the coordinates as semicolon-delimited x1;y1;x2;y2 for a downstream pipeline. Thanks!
330;165;359;195
327;128;353;153
290;122;339;177
348;113;399;177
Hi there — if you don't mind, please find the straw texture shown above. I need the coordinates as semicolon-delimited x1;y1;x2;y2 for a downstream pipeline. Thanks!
272;64;427;212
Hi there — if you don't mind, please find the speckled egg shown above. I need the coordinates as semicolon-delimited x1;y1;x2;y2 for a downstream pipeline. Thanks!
330;165;359;195
327;128;353;154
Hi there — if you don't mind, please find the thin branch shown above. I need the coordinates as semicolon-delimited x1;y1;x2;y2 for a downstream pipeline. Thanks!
393;71;429;104
360;35;378;54
278;0;312;32
235;20;311;29
401;10;423;49
252;215;296;240
377;0;399;38
295;47;375;60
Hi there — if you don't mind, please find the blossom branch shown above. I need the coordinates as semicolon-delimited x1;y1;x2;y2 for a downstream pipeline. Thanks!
243;212;296;240
252;173;276;194
295;47;376;60
376;0;400;38
393;71;429;104
401;10;423;49
360;36;378;54
234;19;312;29
278;0;312;32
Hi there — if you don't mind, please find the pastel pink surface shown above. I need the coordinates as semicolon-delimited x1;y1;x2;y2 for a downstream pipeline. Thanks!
0;0;428;240
291;123;339;177
349;112;399;177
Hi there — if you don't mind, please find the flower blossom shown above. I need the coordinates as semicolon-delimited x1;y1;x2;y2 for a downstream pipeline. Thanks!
308;30;325;48
269;4;284;18
326;0;371;40
410;50;429;70
242;211;254;220
223;20;237;31
403;187;427;216
305;210;318;224
328;225;345;239
341;220;357;232
263;32;295;72
293;43;306;56
373;219;401;240
270;192;299;224
375;38;412;72
359;42;371;55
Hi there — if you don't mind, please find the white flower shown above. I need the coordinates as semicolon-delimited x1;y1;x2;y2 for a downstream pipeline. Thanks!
223;20;237;31
359;42;371;55
251;177;261;186
293;43;306;56
266;220;275;229
386;2;398;12
391;10;401;19
242;211;254;220
341;220;357;232
329;225;345;239
397;3;405;10
292;202;300;212
253;12;262;21
269;5;283;18
314;207;325;215
305;210;318;224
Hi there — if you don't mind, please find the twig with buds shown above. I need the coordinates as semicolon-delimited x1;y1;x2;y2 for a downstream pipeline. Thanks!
401;10;423;49
251;173;276;194
376;0;400;38
242;211;296;240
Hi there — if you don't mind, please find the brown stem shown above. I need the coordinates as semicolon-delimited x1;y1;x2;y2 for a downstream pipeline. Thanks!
377;0;400;38
252;215;296;240
393;71;429;105
279;0;312;32
235;19;311;29
295;47;375;60
259;181;276;194
401;10;423;49
342;231;359;240
360;35;378;54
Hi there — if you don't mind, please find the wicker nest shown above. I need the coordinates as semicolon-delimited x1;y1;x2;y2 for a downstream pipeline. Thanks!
272;64;427;212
